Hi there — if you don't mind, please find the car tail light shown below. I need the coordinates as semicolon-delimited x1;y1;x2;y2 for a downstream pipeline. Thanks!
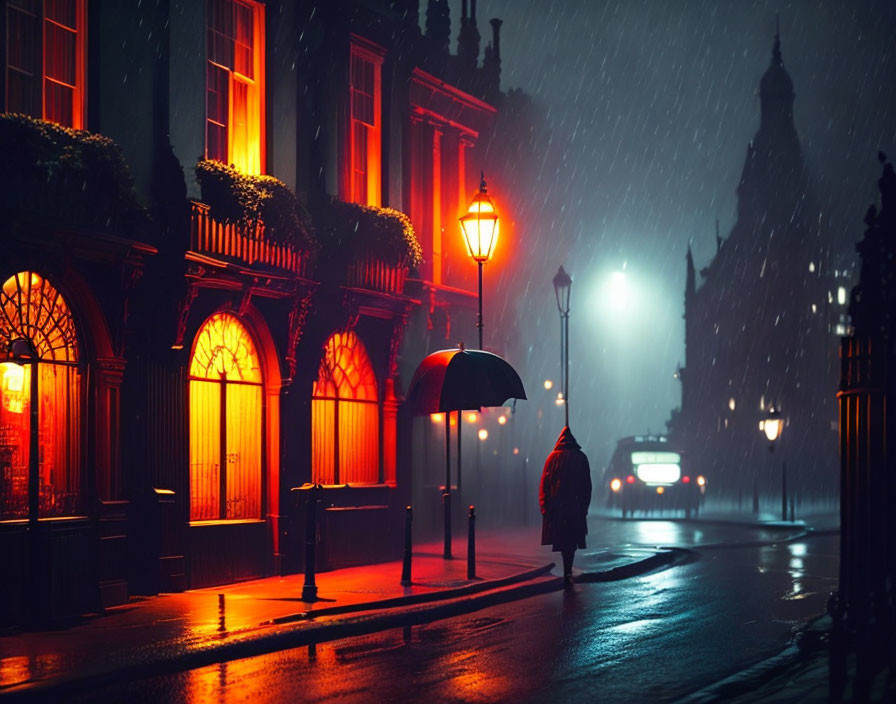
682;475;691;483
626;475;636;484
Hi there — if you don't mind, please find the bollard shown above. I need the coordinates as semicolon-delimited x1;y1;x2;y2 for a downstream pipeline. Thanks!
781;461;788;522
467;505;476;579
443;492;452;558
302;484;319;602
401;506;413;586
752;475;760;514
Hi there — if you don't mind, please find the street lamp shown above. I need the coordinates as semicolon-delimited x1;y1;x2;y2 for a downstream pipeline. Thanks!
7;337;39;619
760;406;788;521
459;173;499;350
553;266;572;427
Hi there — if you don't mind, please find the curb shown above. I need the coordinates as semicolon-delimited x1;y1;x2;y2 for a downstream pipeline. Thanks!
577;547;697;582
1;549;686;701
674;616;830;703
266;562;556;625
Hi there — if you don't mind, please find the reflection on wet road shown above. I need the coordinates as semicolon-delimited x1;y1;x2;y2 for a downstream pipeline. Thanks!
68;520;838;704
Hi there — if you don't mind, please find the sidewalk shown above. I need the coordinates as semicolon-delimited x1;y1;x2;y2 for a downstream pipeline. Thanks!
0;526;680;700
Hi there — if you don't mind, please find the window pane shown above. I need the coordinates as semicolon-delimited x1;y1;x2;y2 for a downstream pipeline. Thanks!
338;400;379;484
0;272;81;521
207;0;234;68
38;363;81;517
233;1;253;78
352;123;368;205
225;383;261;519
45;0;76;28
0;363;30;520
311;398;336;485
44;80;73;127
44;21;77;86
230;78;249;172
189;380;221;521
206;63;229;163
312;331;379;485
6;6;41;117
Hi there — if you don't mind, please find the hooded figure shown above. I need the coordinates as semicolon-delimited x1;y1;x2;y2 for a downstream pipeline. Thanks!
539;426;592;584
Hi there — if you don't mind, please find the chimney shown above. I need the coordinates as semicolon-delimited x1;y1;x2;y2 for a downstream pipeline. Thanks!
490;18;502;63
457;0;481;72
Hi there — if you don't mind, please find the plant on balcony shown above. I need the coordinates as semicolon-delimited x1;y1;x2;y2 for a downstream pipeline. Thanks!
0;113;146;231
313;197;423;271
194;159;317;254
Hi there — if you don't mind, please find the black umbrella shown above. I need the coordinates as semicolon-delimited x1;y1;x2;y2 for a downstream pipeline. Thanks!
406;348;528;414
406;348;527;557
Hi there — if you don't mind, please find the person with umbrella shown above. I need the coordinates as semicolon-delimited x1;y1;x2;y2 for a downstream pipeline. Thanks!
540;426;592;585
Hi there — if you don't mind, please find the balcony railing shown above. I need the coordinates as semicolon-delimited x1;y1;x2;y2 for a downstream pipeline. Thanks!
345;256;408;295
190;201;309;276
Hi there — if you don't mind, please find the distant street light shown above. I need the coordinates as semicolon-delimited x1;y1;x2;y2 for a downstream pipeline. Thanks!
459;173;499;350
760;406;788;521
553;266;572;427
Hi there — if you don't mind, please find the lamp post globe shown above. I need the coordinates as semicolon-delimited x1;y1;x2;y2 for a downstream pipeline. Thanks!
552;266;572;427
459;173;499;350
762;406;783;446
760;406;788;521
553;265;571;316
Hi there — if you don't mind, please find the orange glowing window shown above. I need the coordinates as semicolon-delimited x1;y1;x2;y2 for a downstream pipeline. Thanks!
312;331;379;485
206;0;264;175
5;0;86;128
349;39;383;206
189;313;263;521
0;272;81;521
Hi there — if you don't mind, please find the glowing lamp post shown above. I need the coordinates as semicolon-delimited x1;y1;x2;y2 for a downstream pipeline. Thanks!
553;266;572;427
7;338;39;620
459;173;499;350
761;406;788;521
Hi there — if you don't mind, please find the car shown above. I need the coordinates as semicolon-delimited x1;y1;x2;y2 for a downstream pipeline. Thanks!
603;435;705;519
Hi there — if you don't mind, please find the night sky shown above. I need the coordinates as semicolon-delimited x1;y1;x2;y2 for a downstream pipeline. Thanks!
424;1;896;467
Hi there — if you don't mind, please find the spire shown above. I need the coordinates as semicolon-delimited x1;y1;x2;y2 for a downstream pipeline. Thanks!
686;244;696;302
481;18;502;100
758;18;796;139
772;14;782;66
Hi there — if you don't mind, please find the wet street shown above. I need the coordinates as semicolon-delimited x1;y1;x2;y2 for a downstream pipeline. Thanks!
68;517;839;703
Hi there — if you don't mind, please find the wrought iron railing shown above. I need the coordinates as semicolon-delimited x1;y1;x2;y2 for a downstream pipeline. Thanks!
345;255;408;295
190;201;309;276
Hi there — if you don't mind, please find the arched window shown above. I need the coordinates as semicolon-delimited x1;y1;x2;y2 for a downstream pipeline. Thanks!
312;331;379;484
0;272;81;520
189;313;262;521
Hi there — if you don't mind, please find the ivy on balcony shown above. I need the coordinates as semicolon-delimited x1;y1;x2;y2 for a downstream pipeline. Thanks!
194;159;317;255
314;197;422;270
0;114;146;232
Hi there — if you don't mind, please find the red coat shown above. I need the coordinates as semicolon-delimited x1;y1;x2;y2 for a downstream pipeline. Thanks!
540;426;592;551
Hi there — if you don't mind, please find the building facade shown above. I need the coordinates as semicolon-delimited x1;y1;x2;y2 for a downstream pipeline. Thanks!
673;32;853;506
0;0;513;625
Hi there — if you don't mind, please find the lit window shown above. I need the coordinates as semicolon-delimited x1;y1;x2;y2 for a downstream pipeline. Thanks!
728;397;735;411
189;313;263;521
837;286;847;306
808;262;815;273
0;272;81;520
312;331;379;485
5;0;86;128
349;38;383;206
206;0;264;174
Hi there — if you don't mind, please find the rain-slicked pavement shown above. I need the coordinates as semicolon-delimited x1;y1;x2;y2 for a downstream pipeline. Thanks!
47;515;838;704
